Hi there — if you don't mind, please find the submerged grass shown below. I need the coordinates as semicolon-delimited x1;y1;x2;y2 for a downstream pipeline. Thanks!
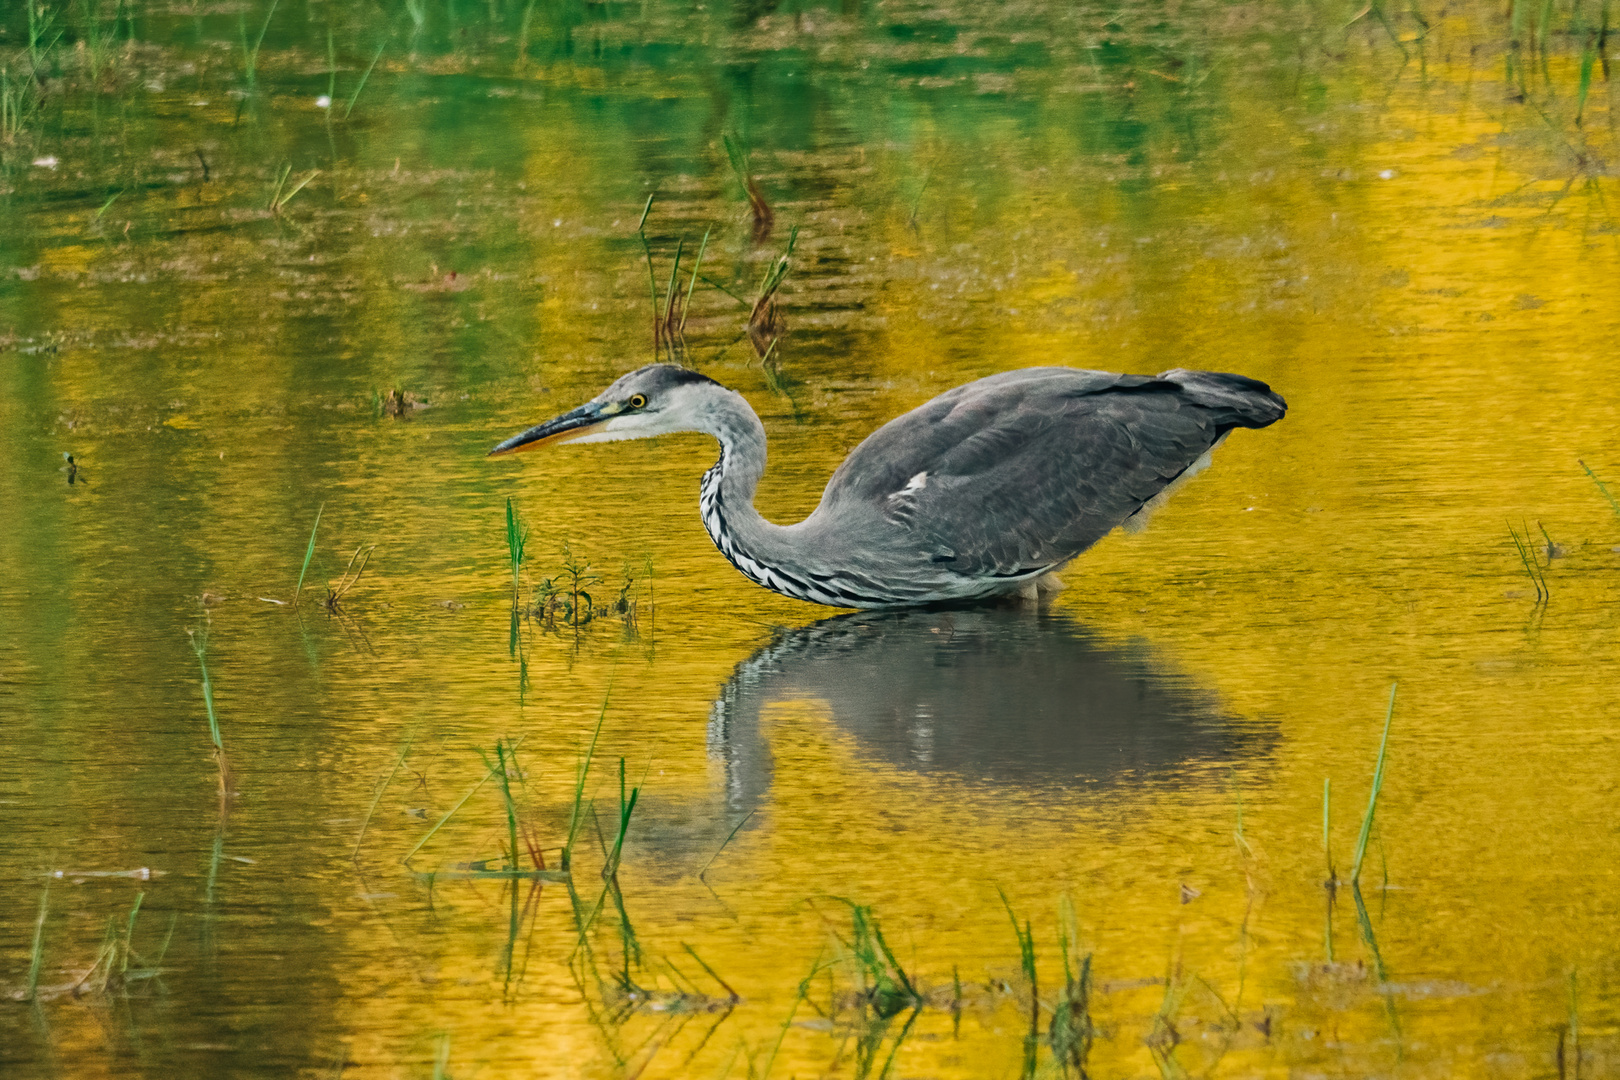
25;882;48;1003
354;728;416;859
634;199;714;356
1322;776;1335;881
1563;968;1581;1078
322;544;374;613
1578;459;1620;518
475;736;548;873
65;892;174;997
344;35;389;119
1;63;45;145
239;0;280;89
600;757;641;881
268;162;319;215
999;889;1041;1075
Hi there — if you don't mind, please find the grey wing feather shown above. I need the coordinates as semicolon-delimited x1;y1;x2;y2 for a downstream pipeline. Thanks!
821;367;1286;578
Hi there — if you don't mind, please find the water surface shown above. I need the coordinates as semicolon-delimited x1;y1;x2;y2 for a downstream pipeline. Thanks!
3;1;1619;1076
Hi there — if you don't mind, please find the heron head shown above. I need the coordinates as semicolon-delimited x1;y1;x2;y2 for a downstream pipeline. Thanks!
489;364;727;456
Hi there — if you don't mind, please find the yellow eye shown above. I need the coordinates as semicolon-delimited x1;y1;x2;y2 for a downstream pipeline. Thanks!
629;394;648;409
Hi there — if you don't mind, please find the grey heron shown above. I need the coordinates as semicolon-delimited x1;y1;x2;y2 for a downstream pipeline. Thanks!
490;365;1285;608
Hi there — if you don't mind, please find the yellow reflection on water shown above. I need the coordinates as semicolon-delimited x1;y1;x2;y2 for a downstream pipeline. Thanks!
5;15;1620;1078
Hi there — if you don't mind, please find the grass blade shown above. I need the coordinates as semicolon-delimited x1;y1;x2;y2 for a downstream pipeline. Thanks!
698;809;754;881
679;228;711;334
294;502;325;605
25;882;48;1002
1578;459;1620;518
562;681;614;870
1323;776;1334;880
344;35;388;119
401;735;526;865
188;627;222;753
505;496;527;610
1350;682;1397;883
353;728;416;859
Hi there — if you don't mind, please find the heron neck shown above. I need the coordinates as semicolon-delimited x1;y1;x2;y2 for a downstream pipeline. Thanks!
698;389;800;576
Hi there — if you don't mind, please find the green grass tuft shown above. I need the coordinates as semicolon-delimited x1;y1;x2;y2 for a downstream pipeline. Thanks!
1507;520;1549;603
505;497;527;611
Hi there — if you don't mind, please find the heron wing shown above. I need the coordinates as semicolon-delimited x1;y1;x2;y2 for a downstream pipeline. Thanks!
819;367;1284;578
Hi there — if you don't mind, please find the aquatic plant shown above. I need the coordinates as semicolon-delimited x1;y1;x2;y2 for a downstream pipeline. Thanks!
529;543;630;630
268;162;318;215
76;0;121;89
26;0;63;79
747;225;798;354
353;729;416;859
833;899;920;1020
1507;520;1550;603
1562;969;1581;1078
634;199;713;356
323;544;374;613
239;0;279;90
293;503;324;606
344;35;389;119
723;133;774;243
1351;682;1397;884
1322;776;1335;882
187;624;231;801
505;496;527;611
1579;459;1620;519
24;883;48;1003
0;65;39;146
1050;894;1095;1076
561;690;610;871
999;889;1041;1073
65;893;174;997
600;757;640;882
697;809;754;882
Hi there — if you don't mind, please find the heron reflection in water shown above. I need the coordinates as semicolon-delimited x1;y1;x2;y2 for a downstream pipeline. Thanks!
491;365;1285;607
706;608;1278;820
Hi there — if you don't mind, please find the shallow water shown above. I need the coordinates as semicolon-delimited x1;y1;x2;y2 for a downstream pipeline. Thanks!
3;1;1619;1076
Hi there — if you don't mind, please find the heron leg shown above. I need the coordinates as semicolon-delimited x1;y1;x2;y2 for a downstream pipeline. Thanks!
1034;572;1066;596
1011;574;1065;603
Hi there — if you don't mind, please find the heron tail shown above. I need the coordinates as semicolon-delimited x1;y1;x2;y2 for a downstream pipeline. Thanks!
1157;368;1287;429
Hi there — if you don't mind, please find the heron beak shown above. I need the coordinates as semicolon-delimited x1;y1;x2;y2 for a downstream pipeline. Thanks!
488;401;618;456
